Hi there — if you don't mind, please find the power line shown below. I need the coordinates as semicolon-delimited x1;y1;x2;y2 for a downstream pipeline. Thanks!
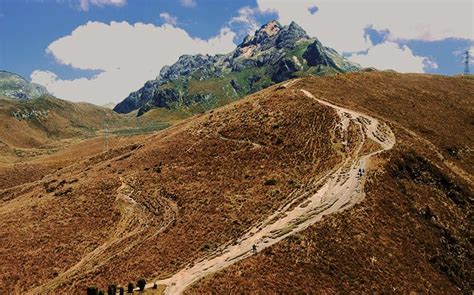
103;122;109;152
464;50;470;75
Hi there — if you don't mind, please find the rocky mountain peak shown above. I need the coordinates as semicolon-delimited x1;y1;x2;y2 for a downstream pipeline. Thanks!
238;20;309;51
255;20;282;38
114;20;360;115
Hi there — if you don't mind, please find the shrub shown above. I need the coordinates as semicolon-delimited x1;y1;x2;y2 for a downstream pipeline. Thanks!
137;278;146;291
264;178;277;186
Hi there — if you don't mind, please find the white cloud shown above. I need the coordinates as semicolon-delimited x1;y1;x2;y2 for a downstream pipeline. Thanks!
31;21;236;105
179;0;197;8
348;42;438;73
256;0;474;53
229;6;261;36
79;0;126;11
160;12;178;26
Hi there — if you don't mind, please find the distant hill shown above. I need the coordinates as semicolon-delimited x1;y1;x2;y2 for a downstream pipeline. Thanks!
114;20;360;115
0;94;130;160
0;70;49;100
102;102;117;109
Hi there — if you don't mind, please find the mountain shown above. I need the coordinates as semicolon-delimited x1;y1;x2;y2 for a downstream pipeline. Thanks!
1;72;472;294
114;21;360;115
0;70;49;100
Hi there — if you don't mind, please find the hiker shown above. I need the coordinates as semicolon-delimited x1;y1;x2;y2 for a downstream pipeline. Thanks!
252;244;257;253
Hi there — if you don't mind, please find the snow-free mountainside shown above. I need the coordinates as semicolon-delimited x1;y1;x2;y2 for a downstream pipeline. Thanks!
114;21;360;116
0;70;472;294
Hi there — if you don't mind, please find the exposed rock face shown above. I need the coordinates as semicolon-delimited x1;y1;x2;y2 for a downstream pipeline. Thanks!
0;71;48;100
114;20;360;115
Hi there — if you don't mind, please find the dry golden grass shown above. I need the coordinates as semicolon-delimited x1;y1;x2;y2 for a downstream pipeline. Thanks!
0;72;472;294
0;87;344;293
188;72;473;294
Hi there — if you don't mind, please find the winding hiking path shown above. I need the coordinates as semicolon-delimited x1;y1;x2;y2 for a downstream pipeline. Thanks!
143;85;396;294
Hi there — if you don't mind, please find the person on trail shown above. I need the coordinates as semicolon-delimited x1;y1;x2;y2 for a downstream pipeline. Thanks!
252;244;257;253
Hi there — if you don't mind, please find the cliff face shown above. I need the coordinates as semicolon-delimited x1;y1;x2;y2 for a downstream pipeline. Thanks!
114;21;360;115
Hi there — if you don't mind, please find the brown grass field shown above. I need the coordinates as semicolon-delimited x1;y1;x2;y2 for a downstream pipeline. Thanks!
0;71;472;294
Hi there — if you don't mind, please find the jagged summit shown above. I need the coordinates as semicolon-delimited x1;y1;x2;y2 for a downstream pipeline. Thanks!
236;20;310;57
114;20;360;115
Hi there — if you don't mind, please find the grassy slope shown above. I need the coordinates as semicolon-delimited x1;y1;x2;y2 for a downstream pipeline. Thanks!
0;72;472;294
0;86;346;293
0;95;127;149
188;72;474;294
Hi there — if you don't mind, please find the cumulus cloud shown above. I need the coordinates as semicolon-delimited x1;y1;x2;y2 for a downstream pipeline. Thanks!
31;22;236;105
79;0;126;11
348;42;438;73
229;6;261;36
179;0;197;8
257;0;473;53
160;12;178;26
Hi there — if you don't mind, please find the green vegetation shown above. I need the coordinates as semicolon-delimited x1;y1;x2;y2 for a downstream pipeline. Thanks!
111;122;170;136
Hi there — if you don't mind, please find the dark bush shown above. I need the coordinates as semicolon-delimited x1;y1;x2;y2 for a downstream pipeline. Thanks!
264;178;277;186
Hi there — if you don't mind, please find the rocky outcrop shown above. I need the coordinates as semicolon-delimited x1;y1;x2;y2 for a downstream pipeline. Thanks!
114;20;360;115
0;71;48;100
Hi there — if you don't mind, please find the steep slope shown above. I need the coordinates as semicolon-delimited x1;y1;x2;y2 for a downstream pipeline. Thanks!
188;73;474;294
1;79;348;294
0;72;472;294
114;21;359;116
0;70;48;100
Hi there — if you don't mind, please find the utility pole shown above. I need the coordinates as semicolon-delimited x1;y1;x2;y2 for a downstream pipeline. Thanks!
103;122;109;152
464;50;470;75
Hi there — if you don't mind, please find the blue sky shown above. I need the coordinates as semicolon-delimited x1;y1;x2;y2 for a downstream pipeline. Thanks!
0;0;472;104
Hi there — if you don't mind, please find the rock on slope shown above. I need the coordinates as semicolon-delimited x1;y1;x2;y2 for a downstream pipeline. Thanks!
114;21;360;115
0;70;48;100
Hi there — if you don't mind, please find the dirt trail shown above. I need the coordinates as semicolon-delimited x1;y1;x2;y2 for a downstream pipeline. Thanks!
144;86;396;294
29;178;177;294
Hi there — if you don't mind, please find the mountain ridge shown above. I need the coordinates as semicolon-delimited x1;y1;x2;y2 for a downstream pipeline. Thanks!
114;20;360;115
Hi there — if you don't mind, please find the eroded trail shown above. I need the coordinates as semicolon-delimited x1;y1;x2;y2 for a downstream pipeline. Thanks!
30;178;178;294
146;87;396;294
